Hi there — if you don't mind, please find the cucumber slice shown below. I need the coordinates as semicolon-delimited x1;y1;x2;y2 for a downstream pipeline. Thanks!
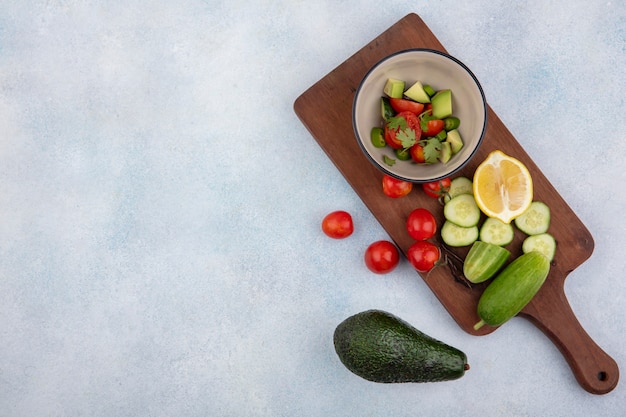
383;78;405;99
431;89;452;119
444;176;473;203
522;233;556;262
446;129;463;154
514;201;550;235
479;217;515;246
404;80;431;103
438;141;452;164
444;193;481;227
441;220;479;247
463;241;511;283
370;127;386;148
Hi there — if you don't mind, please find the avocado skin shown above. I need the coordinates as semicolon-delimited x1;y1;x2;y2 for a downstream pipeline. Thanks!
333;310;467;383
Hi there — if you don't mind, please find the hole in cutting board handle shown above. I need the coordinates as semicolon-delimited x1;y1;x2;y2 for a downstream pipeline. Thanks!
597;371;607;381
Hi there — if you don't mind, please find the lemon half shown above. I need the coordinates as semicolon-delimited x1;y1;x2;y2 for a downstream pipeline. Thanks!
473;150;533;224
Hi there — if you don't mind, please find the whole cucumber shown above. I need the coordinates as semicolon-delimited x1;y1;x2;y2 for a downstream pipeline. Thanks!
474;251;550;330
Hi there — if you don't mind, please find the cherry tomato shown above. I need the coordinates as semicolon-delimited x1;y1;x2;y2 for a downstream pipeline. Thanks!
384;111;421;149
422;178;451;199
422;119;445;137
382;174;413;198
321;210;354;239
388;97;425;114
364;240;400;274
406;208;437;241
407;241;441;273
409;143;425;163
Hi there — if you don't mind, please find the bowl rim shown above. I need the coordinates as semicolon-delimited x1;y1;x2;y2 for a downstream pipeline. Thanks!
352;48;488;183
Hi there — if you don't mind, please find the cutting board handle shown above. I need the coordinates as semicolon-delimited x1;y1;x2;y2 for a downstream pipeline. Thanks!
523;283;619;395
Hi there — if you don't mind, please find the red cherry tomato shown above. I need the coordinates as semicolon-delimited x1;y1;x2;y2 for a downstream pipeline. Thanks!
364;240;400;274
422;178;451;199
384;111;421;149
409;143;425;163
388;97;425;114
422;119;445;137
321;210;354;239
406;208;437;241
382;174;413;198
407;241;441;273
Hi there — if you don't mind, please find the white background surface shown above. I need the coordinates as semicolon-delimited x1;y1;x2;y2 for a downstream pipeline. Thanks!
1;1;624;416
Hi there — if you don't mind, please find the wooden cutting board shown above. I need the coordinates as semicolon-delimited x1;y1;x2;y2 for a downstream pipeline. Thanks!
293;13;618;395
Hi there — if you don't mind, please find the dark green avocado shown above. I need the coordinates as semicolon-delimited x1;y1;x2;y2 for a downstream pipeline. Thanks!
333;310;469;383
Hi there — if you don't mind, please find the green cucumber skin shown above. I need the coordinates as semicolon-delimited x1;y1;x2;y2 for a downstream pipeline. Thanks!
476;252;550;328
463;241;511;283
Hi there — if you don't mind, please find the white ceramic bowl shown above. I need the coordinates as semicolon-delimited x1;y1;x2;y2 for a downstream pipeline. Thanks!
352;49;487;183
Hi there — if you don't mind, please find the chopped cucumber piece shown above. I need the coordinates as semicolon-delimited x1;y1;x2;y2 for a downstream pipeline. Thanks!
515;201;551;235
480;217;515;246
444;193;481;227
446;129;463;154
381;97;394;121
431;89;452;119
463;241;511;283
522;233;556;262
383;78;405;99
441;220;479;247
370;127;386;148
438;141;452;164
404;80;431;103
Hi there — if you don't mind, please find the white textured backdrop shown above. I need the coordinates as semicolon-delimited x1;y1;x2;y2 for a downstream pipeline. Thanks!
1;1;624;415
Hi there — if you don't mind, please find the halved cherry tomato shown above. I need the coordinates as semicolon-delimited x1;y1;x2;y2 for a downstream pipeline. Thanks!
382;174;412;198
364;240;400;274
388;98;425;115
384;111;421;149
321;210;354;239
422;178;451;199
406;208;437;241
422;119;445;137
409;143;425;163
407;241;441;273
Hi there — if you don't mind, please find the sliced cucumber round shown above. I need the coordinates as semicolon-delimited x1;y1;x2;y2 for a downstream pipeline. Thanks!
441;220;479;247
479;217;515;246
522;233;556;262
444;193;480;227
514;201;550;235
444;176;473;203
